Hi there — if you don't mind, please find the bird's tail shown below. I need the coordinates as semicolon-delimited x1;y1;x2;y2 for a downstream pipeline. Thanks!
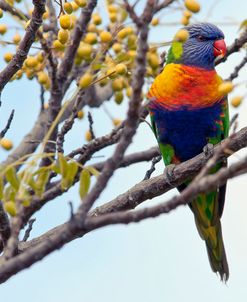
195;218;229;281
190;192;229;281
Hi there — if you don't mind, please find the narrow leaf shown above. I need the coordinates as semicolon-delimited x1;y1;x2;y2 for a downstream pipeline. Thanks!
86;166;100;177
79;169;91;200
5;166;19;190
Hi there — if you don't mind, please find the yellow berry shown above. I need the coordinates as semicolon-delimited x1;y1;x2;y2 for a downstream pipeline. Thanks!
117;28;129;40
100;31;112;43
127;50;136;60
109;12;117;23
85;130;92;141
12;33;21;44
44;103;49;109
115;63;127;75
42;11;49;20
0;24;7;35
125;27;134;35
71;1;79;10
4;201;16;216
4;52;13;63
99;77;108;86
112;78;123;91
218;81;234;95
53;39;65;51
112;118;121;127
25;56;38;68
38;71;49;85
184;0;200;13
58;29;69;44
64;2;73;14
183;10;192;18
127;34;137;49
74;0;87;7
126;87;132;98
59;14;71;30
87;23;97;32
15;70;23;79
92;13;102;25
108;5;118;13
114;91;124;104
0;138;13;150
77;43;92;59
148;53;159;69
112;43;122;53
79;73;93;89
77;110;84;119
151;18;159;26
174;29;189;42
26;69;35;80
181;16;189;26
37;52;45;63
84;32;97;44
231;96;243;107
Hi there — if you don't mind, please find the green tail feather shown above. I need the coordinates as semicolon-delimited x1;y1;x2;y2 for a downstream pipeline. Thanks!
191;193;229;281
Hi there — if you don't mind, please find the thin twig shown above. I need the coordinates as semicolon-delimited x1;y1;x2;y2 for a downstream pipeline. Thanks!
87;112;95;140
143;155;162;180
0;109;14;138
22;219;36;242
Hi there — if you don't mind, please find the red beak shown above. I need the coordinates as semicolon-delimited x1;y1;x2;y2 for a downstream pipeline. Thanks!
213;39;227;57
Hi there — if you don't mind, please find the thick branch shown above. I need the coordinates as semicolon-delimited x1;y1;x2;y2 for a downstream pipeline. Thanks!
19;126;247;254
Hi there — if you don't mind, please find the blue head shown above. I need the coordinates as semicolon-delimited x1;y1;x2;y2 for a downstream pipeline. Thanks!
173;23;226;70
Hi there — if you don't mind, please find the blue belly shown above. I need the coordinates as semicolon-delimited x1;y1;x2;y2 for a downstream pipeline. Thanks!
151;103;222;161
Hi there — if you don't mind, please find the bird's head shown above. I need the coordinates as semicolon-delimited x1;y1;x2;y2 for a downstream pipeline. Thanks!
169;23;226;70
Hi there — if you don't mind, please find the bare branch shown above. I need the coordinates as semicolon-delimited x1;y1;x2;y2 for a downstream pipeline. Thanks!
0;0;46;93
0;109;14;138
226;51;247;81
22;219;36;242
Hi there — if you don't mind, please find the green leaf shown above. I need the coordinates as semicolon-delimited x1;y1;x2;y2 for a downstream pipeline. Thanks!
5;166;19;190
66;161;79;187
61;161;78;190
3;185;16;203
171;41;183;60
35;170;50;198
79;169;91;200
58;153;68;177
86;166;100;177
239;19;247;31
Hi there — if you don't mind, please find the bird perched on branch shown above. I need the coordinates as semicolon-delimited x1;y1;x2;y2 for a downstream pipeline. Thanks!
148;23;229;281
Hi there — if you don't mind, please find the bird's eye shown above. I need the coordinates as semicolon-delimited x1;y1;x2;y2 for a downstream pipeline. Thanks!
197;35;207;42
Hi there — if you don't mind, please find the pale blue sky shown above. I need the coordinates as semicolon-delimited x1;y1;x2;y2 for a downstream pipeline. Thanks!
1;1;247;301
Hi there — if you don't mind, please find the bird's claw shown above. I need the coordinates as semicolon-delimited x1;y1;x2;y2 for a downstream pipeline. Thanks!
203;143;214;158
164;164;176;186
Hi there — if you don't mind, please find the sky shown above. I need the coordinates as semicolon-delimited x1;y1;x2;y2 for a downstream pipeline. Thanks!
1;0;247;301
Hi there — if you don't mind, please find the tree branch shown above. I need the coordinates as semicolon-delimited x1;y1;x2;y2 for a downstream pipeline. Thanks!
0;0;46;93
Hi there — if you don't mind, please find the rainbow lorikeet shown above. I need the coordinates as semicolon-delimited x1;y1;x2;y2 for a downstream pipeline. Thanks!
148;23;229;280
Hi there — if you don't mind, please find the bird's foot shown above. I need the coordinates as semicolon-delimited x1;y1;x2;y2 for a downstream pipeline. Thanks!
164;164;176;186
203;143;214;159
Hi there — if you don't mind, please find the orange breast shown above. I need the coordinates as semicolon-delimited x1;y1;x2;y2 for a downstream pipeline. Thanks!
148;63;223;110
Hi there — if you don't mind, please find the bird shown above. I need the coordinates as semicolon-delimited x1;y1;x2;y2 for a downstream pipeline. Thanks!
148;23;229;281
